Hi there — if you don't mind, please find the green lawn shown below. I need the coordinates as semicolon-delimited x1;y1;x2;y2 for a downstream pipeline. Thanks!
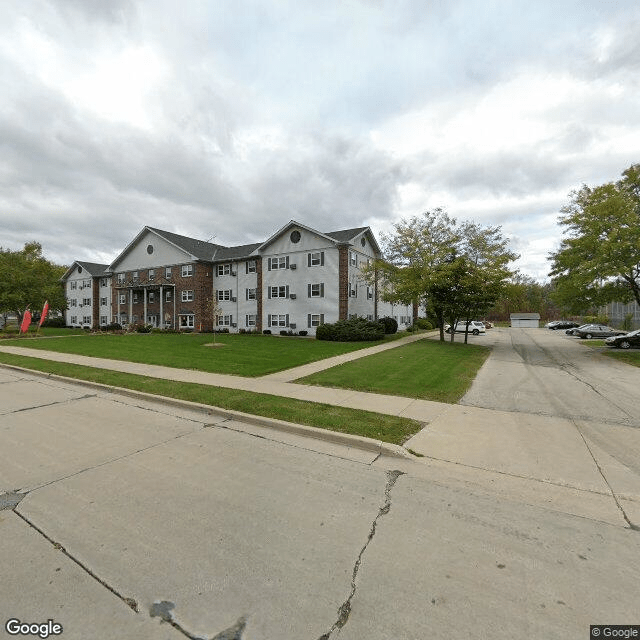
601;349;640;367
298;338;490;403
0;332;398;377
0;353;422;445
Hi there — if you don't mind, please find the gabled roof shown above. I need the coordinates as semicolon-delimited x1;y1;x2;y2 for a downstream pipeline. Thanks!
257;220;339;252
324;227;369;243
61;261;110;281
214;242;262;261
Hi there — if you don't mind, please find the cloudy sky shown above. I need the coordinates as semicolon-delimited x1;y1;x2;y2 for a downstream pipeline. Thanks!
1;0;638;279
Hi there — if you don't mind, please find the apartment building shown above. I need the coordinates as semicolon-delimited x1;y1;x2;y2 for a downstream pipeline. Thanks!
61;221;416;334
62;261;111;328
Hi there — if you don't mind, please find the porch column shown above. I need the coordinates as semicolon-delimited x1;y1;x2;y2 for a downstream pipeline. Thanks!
128;288;133;326
143;288;148;325
159;286;164;328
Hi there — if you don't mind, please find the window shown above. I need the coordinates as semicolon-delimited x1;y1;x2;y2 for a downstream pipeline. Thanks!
350;251;358;267
70;299;77;307
367;286;374;299
83;298;91;306
179;314;194;328
182;290;194;302
133;294;139;304
246;260;256;274
100;297;107;306
132;271;139;282
165;267;172;279
246;314;256;327
70;281;77;290
100;316;107;325
117;273;125;284
217;263;231;276
182;264;193;277
70;316;77;324
268;314;289;327
148;269;155;281
217;289;232;301
308;252;324;267
246;288;256;300
367;314;373;321
308;283;324;298
119;294;127;304
100;278;108;287
308;314;324;327
148;292;155;303
165;290;172;302
268;256;289;270
217;315;233;326
349;282;357;298
84;279;91;288
82;316;91;325
269;285;289;299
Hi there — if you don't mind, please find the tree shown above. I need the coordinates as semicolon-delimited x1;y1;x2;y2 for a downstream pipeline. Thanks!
0;242;66;324
549;164;640;313
366;210;518;342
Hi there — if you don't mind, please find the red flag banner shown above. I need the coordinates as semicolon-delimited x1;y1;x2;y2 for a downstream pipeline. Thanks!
20;308;32;334
39;300;49;327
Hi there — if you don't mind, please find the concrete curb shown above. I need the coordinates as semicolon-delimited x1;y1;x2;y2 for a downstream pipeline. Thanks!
1;363;415;460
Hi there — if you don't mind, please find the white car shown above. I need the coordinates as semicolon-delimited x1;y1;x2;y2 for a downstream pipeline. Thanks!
444;321;486;335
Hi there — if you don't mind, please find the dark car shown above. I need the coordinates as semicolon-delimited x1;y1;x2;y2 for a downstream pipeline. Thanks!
566;323;591;335
549;321;580;330
574;324;627;339
604;329;640;349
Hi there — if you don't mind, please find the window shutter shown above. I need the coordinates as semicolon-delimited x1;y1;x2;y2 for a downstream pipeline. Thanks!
307;314;311;328
268;258;272;271
268;287;272;299
286;285;290;298
286;314;289;327
321;314;324;324
321;251;324;266
286;256;290;269
307;284;311;298
320;283;324;297
307;253;311;267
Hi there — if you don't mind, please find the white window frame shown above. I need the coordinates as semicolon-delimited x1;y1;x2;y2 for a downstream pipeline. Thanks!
308;283;324;298
70;299;77;307
82;315;91;325
148;269;155;281
181;264;193;277
217;315;233;326
117;273;125;284
246;260;257;274
268;256;289;270
165;267;172;279
100;316;107;325
165;289;172;301
148;292;155;303
269;285;289;299
308;251;324;267
119;294;127;304
246;288;256;300
182;290;194;302
308;313;324;327
350;251;358;267
269;314;289;328
349;282;357;298
245;314;256;327
70;281;77;290
100;297;107;306
217;264;231;276
217;289;232;301
70;316;77;325
179;314;194;329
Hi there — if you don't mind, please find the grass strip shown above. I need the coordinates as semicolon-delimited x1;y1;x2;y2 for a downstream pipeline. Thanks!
600;350;640;368
0;353;423;445
298;338;490;403
0;332;403;377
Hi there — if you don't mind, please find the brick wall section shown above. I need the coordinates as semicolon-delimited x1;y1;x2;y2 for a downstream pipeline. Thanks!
111;262;214;330
92;277;100;328
338;246;349;320
256;257;263;332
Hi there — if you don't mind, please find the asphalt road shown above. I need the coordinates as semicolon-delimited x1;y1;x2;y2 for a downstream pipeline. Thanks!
1;361;640;639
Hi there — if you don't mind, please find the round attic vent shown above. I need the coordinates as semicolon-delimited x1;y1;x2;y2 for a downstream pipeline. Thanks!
77;266;83;273
147;244;154;254
361;237;366;247
290;230;301;243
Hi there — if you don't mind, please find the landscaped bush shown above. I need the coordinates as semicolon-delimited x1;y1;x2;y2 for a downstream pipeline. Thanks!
263;329;272;335
378;316;398;334
316;317;385;342
106;322;122;331
41;316;66;328
298;331;308;337
415;318;433;330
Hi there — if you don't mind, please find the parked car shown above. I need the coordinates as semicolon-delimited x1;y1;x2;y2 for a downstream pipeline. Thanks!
604;329;640;349
566;324;592;335
573;324;627;339
444;321;486;335
548;321;580;330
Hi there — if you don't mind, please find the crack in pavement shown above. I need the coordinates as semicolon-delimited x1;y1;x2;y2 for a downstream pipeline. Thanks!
572;422;640;532
0;393;98;416
150;601;246;640
12;508;140;612
317;469;404;640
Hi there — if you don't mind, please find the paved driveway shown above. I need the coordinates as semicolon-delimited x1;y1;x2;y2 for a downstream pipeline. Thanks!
405;328;640;529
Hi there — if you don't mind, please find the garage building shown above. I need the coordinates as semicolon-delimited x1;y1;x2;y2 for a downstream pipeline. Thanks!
510;313;540;328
